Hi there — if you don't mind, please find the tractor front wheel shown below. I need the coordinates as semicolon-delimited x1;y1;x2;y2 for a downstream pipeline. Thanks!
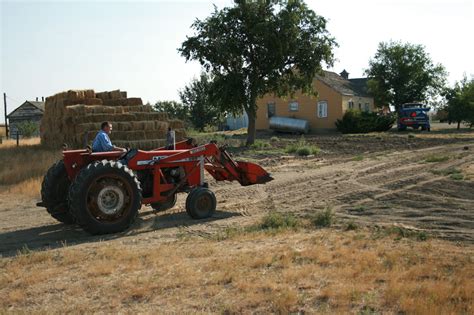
41;160;75;224
185;187;216;219
68;160;142;235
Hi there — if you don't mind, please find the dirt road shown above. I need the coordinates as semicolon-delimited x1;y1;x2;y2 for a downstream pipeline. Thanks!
0;138;473;256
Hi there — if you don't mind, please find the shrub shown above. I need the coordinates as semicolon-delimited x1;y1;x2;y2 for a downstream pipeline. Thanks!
295;146;311;156
425;155;450;163
16;121;38;138
311;207;335;228
450;173;464;180
285;137;319;156
259;212;299;230
389;226;429;241
270;136;280;142
250;140;271;149
345;221;358;231
335;110;395;134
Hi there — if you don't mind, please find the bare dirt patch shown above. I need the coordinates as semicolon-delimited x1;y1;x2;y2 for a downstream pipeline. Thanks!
1;133;473;255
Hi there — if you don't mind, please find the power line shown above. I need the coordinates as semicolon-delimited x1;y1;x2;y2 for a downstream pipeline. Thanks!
5;95;23;105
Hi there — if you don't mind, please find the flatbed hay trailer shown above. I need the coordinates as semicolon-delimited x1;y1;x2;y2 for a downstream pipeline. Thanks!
38;139;273;234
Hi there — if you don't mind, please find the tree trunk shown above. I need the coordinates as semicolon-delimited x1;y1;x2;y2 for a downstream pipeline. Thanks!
246;109;256;146
457;121;461;130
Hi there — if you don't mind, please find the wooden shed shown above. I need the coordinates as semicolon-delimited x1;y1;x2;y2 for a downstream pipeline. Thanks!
7;101;44;138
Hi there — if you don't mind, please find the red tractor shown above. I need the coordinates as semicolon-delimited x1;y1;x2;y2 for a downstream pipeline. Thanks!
38;139;273;235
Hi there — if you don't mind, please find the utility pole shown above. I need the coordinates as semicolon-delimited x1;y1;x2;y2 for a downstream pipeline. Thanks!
3;93;8;138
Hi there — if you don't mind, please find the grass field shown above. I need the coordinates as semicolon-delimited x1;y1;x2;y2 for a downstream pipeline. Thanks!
1;221;472;313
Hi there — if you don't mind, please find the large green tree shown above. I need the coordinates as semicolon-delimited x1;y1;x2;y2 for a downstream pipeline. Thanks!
365;41;447;112
444;76;474;129
179;73;223;131
179;0;336;144
153;101;190;122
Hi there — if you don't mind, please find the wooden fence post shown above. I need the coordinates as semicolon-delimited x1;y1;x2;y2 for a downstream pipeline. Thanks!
16;132;19;146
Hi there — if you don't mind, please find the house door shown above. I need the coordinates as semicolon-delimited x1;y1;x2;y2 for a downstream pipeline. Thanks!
267;102;276;118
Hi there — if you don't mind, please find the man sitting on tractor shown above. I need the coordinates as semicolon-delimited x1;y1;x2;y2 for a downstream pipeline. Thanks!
92;121;126;152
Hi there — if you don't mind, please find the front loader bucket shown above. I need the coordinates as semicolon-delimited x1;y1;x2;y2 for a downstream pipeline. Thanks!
236;161;273;186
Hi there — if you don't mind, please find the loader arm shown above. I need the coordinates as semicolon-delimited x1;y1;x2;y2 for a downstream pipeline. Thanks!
153;142;273;186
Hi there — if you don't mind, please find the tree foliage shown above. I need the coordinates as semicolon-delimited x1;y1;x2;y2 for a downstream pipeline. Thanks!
365;41;447;112
179;0;336;144
179;73;222;131
17;121;38;138
153;100;190;123
444;76;474;129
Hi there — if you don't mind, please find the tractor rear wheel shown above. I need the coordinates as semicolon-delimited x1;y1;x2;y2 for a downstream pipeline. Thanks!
41;160;75;224
185;187;216;219
68;160;142;235
151;193;177;212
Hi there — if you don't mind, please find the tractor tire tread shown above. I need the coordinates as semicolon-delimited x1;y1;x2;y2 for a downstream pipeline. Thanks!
186;187;216;219
68;160;142;235
41;160;75;224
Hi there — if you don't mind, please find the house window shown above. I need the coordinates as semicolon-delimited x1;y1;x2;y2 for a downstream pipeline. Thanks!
348;101;354;109
317;101;328;118
358;103;362;110
267;102;276;117
289;101;299;112
364;103;370;112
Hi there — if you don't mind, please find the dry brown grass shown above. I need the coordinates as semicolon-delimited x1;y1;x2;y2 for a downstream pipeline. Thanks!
0;229;472;314
0;137;41;147
0;138;60;195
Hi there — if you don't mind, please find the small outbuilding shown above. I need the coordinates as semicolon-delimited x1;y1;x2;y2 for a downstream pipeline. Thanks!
7;100;44;138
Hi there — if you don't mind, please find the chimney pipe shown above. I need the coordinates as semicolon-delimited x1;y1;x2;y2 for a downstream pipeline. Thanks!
340;69;349;80
36;97;38;101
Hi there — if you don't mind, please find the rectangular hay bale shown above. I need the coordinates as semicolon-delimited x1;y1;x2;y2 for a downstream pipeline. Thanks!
109;90;123;100
126;98;143;106
103;99;127;106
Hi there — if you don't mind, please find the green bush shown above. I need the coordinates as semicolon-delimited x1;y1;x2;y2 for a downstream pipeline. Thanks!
16;121;38;138
250;140;271;149
311;207;335;228
296;146;311;156
450;173;464;180
425;155;450;163
259;212;299;230
285;137;319;156
335;110;395;134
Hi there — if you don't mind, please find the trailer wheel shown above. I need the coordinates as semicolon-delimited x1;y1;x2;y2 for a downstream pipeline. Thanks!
68;160;142;235
41;160;75;224
186;187;216;219
151;193;177;212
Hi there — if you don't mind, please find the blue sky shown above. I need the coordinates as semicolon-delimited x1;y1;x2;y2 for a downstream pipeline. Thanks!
1;0;473;118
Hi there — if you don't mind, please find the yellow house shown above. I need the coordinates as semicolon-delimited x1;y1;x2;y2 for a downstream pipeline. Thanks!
256;70;376;131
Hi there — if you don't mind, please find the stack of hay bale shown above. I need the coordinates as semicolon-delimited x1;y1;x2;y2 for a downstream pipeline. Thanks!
40;89;185;149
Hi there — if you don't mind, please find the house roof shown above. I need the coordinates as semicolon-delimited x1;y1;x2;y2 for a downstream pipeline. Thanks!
27;101;45;111
316;71;371;97
7;101;45;118
348;78;370;97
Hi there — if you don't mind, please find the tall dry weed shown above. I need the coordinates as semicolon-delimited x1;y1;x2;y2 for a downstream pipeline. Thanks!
0;139;60;193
